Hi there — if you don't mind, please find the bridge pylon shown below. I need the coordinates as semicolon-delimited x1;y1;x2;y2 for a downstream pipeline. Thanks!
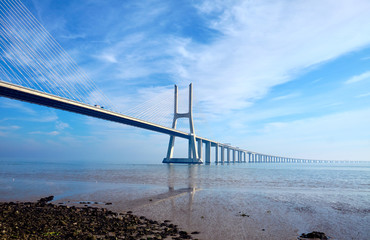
163;83;202;164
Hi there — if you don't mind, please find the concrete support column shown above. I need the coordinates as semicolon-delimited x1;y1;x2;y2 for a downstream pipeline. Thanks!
227;148;230;163
232;150;236;163
197;139;202;161
205;141;211;164
215;144;219;163
221;146;225;163
243;152;246;163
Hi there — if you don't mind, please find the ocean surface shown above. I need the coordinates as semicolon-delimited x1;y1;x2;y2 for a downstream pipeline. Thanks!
1;160;369;240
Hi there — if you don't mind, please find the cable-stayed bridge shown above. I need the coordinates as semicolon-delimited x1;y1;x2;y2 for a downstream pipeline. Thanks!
0;0;342;164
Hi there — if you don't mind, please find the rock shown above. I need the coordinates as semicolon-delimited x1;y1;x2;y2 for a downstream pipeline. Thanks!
0;197;199;240
300;231;328;240
37;196;54;205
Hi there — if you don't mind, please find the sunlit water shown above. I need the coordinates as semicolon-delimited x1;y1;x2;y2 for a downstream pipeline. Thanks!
1;161;369;240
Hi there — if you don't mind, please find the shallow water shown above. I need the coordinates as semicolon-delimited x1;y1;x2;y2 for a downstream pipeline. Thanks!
1;161;369;239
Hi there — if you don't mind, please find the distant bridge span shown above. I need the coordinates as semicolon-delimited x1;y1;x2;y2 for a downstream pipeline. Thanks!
0;80;341;164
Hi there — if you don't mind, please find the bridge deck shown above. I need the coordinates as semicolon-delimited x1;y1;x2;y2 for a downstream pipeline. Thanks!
0;81;224;147
1;80;345;163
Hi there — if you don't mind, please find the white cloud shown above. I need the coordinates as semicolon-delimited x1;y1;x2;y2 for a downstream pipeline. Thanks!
272;93;300;101
0;99;36;115
175;0;370;114
239;108;370;161
97;53;118;63
29;131;60;136
345;71;370;84
55;121;69;131
355;92;370;98
0;125;20;130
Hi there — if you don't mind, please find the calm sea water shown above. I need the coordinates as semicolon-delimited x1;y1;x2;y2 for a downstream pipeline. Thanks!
1;160;369;239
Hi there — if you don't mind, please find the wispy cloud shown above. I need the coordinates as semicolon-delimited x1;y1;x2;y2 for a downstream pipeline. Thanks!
60;33;86;40
55;121;69;131
355;92;370;98
29;131;59;136
345;71;370;84
183;0;370;114
0;99;36;115
272;93;300;101
56;0;370;118
0;125;20;130
239;108;370;160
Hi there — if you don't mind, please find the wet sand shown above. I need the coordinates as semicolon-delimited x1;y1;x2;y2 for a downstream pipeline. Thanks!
56;186;369;240
1;162;369;239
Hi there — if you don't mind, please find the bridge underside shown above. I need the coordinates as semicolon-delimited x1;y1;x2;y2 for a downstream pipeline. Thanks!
0;81;189;139
162;158;203;164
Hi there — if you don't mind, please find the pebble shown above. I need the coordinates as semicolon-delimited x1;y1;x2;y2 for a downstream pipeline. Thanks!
0;196;199;239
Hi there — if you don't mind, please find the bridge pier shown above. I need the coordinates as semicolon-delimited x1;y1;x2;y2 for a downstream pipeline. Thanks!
205;141;211;164
197;139;203;161
163;84;202;164
227;148;230;163
215;144;219;163
221;146;225;163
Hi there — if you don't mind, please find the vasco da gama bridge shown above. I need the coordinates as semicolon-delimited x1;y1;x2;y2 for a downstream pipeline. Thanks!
0;0;336;164
0;81;330;164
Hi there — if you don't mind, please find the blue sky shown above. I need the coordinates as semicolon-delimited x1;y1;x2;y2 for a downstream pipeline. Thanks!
1;0;370;163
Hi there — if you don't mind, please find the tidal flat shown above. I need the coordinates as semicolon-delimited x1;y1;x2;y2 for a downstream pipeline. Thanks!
1;161;369;239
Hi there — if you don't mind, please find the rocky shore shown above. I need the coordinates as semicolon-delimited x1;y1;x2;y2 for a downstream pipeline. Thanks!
0;196;198;240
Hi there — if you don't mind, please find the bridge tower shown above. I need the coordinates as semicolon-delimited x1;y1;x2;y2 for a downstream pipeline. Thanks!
163;83;202;164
